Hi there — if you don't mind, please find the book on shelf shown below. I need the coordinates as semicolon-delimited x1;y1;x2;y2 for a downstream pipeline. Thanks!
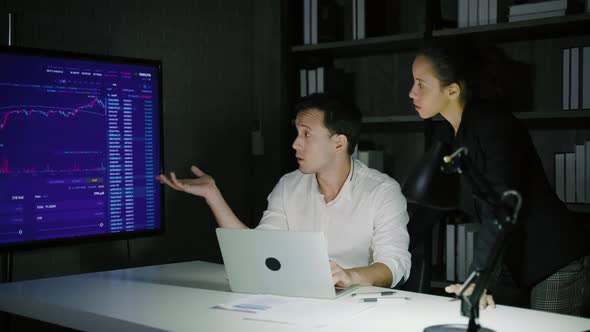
312;0;318;44
308;68;317;94
353;0;365;39
469;0;478;26
316;67;324;93
303;0;379;43
479;0;490;25
563;48;570;110
508;9;565;21
490;0;498;23
575;144;586;203
583;47;590;109
302;0;322;44
555;153;566;202
566;152;576;203
300;69;307;97
446;223;455;281
446;221;480;282
458;0;469;27
509;0;567;16
299;66;355;98
432;220;441;265
586;142;590;204
358;150;384;172
571;47;580;110
318;0;348;42
456;223;467;281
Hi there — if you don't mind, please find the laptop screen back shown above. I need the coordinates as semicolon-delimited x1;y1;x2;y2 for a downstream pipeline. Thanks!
216;228;347;299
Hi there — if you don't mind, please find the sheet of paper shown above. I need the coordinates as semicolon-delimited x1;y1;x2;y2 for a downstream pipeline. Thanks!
213;294;376;328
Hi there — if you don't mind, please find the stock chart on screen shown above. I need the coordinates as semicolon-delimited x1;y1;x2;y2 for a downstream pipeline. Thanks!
0;48;162;248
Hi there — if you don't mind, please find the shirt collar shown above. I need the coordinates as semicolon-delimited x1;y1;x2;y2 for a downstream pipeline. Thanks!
311;157;354;203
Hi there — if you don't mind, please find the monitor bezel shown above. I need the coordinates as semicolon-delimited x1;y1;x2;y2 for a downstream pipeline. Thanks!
0;46;165;252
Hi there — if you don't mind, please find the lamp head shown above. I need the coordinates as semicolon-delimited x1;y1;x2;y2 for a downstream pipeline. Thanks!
402;141;460;210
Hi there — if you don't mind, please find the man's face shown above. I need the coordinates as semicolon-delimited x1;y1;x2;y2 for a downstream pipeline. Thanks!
292;108;338;174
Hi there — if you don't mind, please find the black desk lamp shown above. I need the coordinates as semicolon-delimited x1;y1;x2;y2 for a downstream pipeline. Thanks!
403;142;522;332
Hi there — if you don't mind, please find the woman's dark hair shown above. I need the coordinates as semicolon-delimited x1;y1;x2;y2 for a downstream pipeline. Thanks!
416;39;512;109
294;93;362;155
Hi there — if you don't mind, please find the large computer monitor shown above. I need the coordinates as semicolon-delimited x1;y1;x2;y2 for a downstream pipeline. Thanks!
0;46;163;250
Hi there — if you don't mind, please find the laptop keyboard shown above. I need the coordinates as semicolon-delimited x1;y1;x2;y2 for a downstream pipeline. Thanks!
335;286;353;295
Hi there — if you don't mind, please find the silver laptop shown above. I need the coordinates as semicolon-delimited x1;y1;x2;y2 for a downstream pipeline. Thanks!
216;228;358;299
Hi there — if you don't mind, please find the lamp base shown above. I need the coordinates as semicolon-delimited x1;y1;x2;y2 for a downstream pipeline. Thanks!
424;324;495;332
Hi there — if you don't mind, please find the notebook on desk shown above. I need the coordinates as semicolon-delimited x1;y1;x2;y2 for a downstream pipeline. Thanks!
215;228;358;299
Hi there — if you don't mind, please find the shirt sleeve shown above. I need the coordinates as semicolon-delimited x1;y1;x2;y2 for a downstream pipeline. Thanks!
371;181;411;288
256;176;289;231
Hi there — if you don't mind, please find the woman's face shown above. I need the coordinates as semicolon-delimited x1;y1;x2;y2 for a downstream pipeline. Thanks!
409;55;452;119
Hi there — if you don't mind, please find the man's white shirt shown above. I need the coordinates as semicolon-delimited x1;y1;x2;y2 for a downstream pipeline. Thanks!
257;158;411;287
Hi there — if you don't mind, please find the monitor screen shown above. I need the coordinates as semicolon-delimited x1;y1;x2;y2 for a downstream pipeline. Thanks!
0;47;163;250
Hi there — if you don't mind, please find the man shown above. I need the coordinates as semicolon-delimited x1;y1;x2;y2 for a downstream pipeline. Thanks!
157;93;411;288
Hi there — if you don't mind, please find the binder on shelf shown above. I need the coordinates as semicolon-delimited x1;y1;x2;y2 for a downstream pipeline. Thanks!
303;0;311;44
555;153;566;202
586;142;590;204
446;223;455;281
353;0;365;40
300;66;355;98
563;48;570;110
565;152;576;203
489;0;498;24
318;0;345;42
317;67;325;93
508;0;566;16
583;47;590;109
432;220;441;265
575;144;585;203
458;0;469;27
308;68;317;95
508;9;565;22
311;0;318;44
478;0;490;25
300;69;308;97
465;223;479;277
456;224;467;282
358;150;384;172
468;0;478;27
571;47;580;110
456;222;480;282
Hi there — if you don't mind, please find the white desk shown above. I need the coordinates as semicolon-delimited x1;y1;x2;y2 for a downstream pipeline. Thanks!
0;260;588;332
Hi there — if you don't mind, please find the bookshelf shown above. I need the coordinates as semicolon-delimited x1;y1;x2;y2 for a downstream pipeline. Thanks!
286;0;590;294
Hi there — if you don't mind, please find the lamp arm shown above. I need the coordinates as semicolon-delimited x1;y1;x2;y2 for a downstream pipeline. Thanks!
443;147;522;331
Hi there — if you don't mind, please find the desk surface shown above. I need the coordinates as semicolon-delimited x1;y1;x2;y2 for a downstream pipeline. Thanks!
0;260;588;332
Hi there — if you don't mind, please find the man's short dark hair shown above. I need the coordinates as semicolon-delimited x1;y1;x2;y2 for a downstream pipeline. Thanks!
294;93;362;155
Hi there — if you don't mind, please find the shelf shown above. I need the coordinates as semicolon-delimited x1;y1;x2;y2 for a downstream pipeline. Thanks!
567;204;590;213
362;111;590;125
290;14;590;60
291;31;424;58
433;13;590;42
362;115;424;124
514;110;590;120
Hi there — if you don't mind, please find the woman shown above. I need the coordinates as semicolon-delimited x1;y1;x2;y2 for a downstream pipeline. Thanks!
408;40;589;316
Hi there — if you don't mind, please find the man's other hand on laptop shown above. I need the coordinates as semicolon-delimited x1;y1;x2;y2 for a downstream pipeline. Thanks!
330;261;356;287
330;261;394;288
